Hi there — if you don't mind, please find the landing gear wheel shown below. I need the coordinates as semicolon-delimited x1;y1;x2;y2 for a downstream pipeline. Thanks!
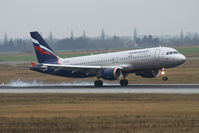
120;79;128;86
94;80;103;87
162;76;168;81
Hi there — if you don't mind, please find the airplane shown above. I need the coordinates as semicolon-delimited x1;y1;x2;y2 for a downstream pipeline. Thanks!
30;31;186;87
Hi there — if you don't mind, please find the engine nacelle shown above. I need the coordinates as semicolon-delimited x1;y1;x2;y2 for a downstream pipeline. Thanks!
136;69;160;78
101;67;122;80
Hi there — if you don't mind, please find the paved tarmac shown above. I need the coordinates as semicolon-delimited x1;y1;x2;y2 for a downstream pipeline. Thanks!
0;84;199;94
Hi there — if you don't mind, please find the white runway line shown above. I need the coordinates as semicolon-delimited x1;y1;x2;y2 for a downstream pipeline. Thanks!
0;85;199;94
0;88;199;94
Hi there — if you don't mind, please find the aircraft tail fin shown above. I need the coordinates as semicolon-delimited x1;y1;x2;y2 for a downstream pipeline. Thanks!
30;31;60;64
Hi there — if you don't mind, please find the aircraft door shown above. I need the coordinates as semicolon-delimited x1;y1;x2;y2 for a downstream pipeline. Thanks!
154;49;161;60
154;49;161;67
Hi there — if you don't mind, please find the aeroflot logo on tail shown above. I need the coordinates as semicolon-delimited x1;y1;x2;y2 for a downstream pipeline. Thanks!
32;38;56;57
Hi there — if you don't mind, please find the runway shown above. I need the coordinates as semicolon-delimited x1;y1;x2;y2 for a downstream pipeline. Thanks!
0;84;199;94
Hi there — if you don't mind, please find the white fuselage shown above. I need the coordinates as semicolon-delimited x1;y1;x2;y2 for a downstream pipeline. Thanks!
59;47;186;73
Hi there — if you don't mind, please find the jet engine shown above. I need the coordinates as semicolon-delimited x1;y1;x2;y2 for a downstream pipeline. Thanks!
101;67;122;80
136;69;160;78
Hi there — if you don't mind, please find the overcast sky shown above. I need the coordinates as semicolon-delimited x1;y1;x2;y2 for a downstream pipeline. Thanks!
0;0;198;39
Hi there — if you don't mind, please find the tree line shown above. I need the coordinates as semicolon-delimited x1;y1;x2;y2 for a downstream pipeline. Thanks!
0;30;199;53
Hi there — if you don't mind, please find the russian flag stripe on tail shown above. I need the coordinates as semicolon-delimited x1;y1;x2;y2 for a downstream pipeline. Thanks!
30;31;60;64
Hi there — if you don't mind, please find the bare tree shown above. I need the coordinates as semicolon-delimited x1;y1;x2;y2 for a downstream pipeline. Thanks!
70;30;74;39
100;29;105;40
3;33;8;45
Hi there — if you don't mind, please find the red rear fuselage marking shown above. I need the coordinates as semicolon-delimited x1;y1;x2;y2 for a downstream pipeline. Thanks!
34;45;60;64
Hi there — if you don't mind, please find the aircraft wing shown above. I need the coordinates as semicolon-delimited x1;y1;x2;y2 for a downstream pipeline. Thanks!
30;63;129;79
42;63;118;69
31;63;125;74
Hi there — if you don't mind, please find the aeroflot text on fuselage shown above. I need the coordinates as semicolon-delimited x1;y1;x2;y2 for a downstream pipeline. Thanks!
129;50;149;54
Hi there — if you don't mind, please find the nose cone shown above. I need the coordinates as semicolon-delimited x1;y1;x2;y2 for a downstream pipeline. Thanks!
176;54;186;65
180;54;186;63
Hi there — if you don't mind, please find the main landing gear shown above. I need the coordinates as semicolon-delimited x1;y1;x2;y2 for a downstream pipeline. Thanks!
94;80;103;87
120;79;128;86
120;74;128;86
161;68;168;81
94;79;129;87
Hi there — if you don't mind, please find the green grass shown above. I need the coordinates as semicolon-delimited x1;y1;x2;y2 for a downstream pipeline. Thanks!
0;56;36;61
0;51;21;55
176;47;199;54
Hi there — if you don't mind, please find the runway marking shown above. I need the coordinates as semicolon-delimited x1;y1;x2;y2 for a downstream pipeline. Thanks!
0;84;199;94
1;84;199;89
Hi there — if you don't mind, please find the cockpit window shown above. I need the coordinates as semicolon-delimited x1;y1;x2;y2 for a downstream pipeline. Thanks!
173;51;178;54
166;51;179;55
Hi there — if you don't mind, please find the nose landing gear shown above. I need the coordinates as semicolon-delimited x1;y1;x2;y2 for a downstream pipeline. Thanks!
161;68;168;81
162;76;168;81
